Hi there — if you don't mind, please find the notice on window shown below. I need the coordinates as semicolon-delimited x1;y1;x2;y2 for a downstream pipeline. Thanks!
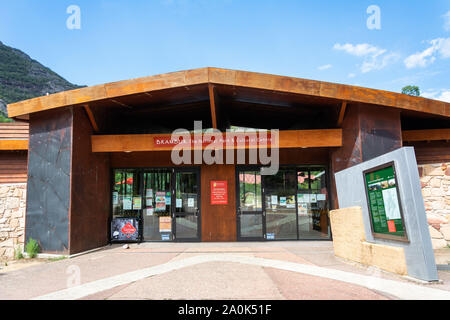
155;192;166;212
317;194;327;201
298;194;309;203
159;216;172;232
310;194;317;204
112;192;119;205
271;195;278;205
280;197;287;207
176;198;183;208
364;164;407;240
211;181;228;205
298;203;308;216
133;197;142;210
123;196;132;210
188;198;195;208
286;196;296;208
146;207;154;216
146;189;153;198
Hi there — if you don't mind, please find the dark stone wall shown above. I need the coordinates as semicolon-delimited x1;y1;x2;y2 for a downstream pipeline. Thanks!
69;108;110;254
25;108;72;254
330;103;402;209
359;105;402;161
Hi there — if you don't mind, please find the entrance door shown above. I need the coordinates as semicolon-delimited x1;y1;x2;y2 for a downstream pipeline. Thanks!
237;169;265;240
264;169;298;240
236;166;331;241
172;168;201;241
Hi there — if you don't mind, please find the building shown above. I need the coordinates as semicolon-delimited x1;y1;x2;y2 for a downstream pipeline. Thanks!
0;122;28;258
5;67;450;256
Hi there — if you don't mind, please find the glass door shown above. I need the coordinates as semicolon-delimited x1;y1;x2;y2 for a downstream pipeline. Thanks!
237;169;265;240
142;169;173;241
264;169;298;240
236;166;331;241
172;168;201;241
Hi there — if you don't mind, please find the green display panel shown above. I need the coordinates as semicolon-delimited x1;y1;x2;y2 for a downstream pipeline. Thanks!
363;163;408;241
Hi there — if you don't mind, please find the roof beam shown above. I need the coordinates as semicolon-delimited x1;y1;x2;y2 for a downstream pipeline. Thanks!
337;101;347;127
0;140;28;150
91;129;343;153
208;84;218;129
402;129;450;142
84;105;99;133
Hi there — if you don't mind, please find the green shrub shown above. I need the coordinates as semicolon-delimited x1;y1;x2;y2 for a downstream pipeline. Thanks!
25;238;40;258
14;245;24;260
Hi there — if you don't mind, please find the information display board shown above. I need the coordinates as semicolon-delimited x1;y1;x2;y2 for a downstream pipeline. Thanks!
363;162;408;241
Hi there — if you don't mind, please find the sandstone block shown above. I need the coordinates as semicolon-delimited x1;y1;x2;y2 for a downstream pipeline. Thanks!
430;177;442;188
429;226;443;239
431;238;448;250
427;213;448;225
0;238;13;248
6;197;19;210
440;225;450;241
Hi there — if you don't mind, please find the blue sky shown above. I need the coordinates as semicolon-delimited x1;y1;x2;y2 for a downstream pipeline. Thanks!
0;0;449;101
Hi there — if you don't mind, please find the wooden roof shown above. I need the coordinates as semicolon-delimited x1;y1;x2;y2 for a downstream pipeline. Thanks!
7;67;450;120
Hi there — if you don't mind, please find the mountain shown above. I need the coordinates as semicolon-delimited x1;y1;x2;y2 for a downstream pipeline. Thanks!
0;41;84;121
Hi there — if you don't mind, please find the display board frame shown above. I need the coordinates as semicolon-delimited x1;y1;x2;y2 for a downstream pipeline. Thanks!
362;161;409;242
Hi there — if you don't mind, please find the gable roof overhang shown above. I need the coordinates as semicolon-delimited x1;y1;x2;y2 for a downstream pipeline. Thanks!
7;67;450;121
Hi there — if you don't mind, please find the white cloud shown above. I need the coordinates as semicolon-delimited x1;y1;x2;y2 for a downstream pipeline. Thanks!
422;89;450;102
318;64;332;71
333;43;385;57
444;11;450;31
333;43;398;73
348;73;356;78
362;52;400;73
404;38;450;69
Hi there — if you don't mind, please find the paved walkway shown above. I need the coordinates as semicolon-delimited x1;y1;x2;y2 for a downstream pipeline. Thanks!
1;242;449;300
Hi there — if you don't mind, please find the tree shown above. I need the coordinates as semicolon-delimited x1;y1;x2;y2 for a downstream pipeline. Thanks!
402;85;420;97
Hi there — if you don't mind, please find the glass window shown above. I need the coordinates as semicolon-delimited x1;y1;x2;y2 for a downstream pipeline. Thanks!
239;171;262;212
112;169;141;219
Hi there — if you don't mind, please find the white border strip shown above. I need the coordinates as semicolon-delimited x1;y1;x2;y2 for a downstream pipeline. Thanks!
32;254;450;300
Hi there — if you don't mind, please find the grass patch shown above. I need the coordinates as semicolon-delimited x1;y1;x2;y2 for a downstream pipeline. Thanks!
14;245;24;260
47;256;67;262
25;238;40;259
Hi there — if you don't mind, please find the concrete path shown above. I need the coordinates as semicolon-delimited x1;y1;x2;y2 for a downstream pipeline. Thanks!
1;242;449;300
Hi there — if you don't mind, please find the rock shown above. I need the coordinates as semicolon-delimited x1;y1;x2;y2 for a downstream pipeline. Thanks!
429;226;443;239
6;197;19;210
440;225;450;241
122;244;130;249
430;178;442;188
12;208;24;218
12;188;21;197
431;238;448;250
3;248;14;258
427;213;448;225
432;201;445;210
427;166;445;176
9;219;19;229
431;188;445;196
422;188;431;197
0;238;13;248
